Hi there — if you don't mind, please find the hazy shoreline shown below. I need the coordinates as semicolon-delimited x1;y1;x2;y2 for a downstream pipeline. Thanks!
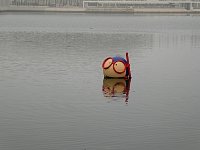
2;6;200;14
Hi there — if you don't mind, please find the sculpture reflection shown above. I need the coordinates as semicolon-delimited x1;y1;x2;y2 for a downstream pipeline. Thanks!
102;78;131;103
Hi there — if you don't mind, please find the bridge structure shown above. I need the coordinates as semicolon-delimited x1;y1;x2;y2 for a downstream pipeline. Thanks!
2;0;200;12
0;0;10;11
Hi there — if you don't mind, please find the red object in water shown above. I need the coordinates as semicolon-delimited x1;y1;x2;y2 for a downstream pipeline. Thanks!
126;52;131;79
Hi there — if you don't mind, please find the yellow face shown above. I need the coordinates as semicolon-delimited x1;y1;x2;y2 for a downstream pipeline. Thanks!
102;58;126;78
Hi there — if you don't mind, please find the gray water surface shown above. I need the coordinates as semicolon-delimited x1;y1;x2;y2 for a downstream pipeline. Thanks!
0;12;200;150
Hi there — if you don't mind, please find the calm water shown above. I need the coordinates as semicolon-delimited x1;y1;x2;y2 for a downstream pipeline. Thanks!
0;12;200;150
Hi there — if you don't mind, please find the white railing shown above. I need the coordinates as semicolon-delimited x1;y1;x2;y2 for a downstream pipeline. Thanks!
83;0;200;9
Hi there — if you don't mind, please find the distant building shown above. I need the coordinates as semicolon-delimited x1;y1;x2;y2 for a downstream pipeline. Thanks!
10;0;84;6
0;0;10;11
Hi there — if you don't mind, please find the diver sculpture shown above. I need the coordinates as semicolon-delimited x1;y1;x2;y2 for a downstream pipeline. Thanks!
102;52;131;79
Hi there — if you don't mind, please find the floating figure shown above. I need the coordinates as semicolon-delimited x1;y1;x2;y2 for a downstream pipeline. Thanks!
102;78;131;103
102;52;131;79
